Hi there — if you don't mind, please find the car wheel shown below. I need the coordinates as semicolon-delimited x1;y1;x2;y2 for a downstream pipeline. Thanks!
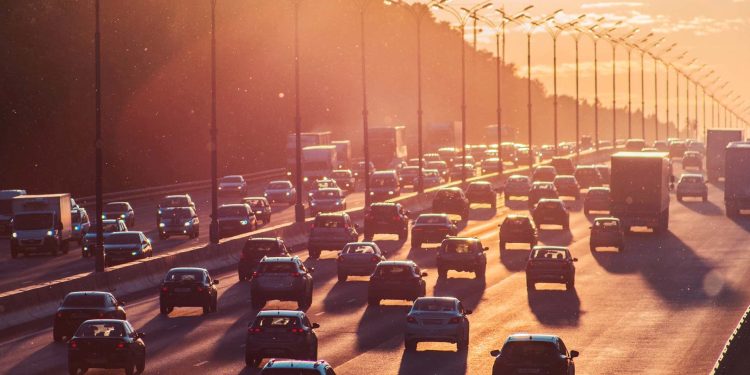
68;363;78;375
124;361;135;375
398;231;407;241
337;272;348;282
159;303;170;315
368;295;380;306
411;240;421;249
202;302;211;314
677;195;683;202
526;279;535;291
438;267;447;279
136;352;146;373
499;241;506;252
475;267;486;279
584;209;590;216
212;296;218;312
458;335;469;351
566;280;575;291
308;248;320;259
245;351;261;367
702;194;708;202
53;328;63;342
405;339;417;352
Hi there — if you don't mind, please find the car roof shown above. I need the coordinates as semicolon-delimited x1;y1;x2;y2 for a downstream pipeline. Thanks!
247;237;281;242
168;267;208;273
594;217;620;222
256;309;306;318
316;212;347;217
438;187;462;192
315;188;342;193
417;213;449;218
345;242;377;247
588;187;610;192
509;174;530;180
532;245;569;251
378;260;416;266
506;333;560;343
106;201;129;205
537;198;563;204
220;204;248;208
264;359;331;370
371;202;397;207
373;170;396;176
260;256;298;263
554;175;576;180
535;166;555;170
269;180;292;185
108;231;143;236
66;291;113;298
415;296;458;303
469;181;491;185
680;173;704;178
244;196;268;201
333;169;352;173
165;194;189;199
506;214;529;220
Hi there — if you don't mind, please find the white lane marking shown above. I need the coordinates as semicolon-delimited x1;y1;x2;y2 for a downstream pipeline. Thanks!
194;361;209;367
315;311;325;316
346;298;356;304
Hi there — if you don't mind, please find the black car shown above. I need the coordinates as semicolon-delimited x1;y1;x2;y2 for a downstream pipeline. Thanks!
368;261;427;306
498;215;538;251
250;256;314;310
528;182;559;208
238;237;291;281
331;169;356;192
574;165;602;189
432;187;470;221
245;310;319;368
68;319;145;375
158;207;200;239
81;219;127;258
103;231;153;266
465;181;497;209
590;217;625;252
157;194;196;222
369;170;400;202
526;246;577;291
243;197;272;224
363;202;409;241
53;291;126;342
551;157;575;175
504;175;532;204
490;333;578;375
532;166;557;183
307;213;359;259
583;187;610;215
159;267;219;315
102;201;135;228
531;199;570;230
411;213;458;249
218;203;257;237
437;237;488;279
400;166;420;187
553;175;581;199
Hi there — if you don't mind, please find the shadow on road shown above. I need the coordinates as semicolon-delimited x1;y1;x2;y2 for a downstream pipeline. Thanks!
469;207;497;221
538;227;573;247
433;276;486;311
679;200;724;216
527;288;581;327
397;347;468;375
323;280;368;314
499;248;530;272
356;304;411;351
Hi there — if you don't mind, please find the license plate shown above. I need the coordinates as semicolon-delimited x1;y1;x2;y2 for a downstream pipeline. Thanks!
88;357;107;365
174;287;191;292
518;369;540;374
71;313;89;319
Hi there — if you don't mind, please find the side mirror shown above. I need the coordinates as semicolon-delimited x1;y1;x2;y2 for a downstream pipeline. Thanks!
573;258;579;262
570;350;579;358
213;279;219;285
137;332;146;339
421;272;428;277
465;309;473;315
483;247;489;251
311;323;320;329
490;349;500;357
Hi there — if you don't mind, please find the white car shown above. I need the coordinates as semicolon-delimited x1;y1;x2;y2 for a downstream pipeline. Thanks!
264;180;296;205
218;175;247;195
404;296;471;351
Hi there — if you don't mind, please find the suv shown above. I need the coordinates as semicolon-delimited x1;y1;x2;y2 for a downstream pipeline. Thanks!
260;359;335;375
158;207;199;239
369;170;401;202
553;175;581;199
590;217;624;252
584;187;610;215
490;334;579;375
159;267;219;315
432;187;470;221
368;261;427;306
411;213;458;249
264;180;296;205
465;181;497;209
526;246;577;291
81;219;127;257
504;175;531;204
676;173;708;202
243;197;272;224
309;188;347;216
437;237;488;279
245;310;320;368
250;256;314;310
157;194;196;222
217;204;256;237
498;215;538;251
307;213;359;259
53;291;126;342
574;165;602;189
551;157;575;175
681;151;703;170
363;202;409;241
331;169;356;192
532;166;557;183
238;237;291;281
528;182;559;208
532;199;570;230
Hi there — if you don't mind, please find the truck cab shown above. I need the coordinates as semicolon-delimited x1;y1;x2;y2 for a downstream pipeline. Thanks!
10;193;73;257
302;145;337;185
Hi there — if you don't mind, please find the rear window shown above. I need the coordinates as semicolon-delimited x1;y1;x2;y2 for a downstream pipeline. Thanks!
443;241;475;254
243;241;280;256
468;183;491;191
165;270;204;282
63;294;107;308
313;190;341;199
595;220;619;228
219;206;247;217
415;215;448;225
375;265;414;278
531;248;569;260
343;244;376;254
314;216;345;228
104;233;141;245
370;205;397;215
538;201;561;209
258;262;297;273
413;299;455;312
436;190;461;199
508;177;529;185
501;341;560;362
253;316;299;329
371;177;397;187
504;217;529;226
332;171;351;178
680;176;703;184
75;322;127;338
428;161;446;169
588;189;609;197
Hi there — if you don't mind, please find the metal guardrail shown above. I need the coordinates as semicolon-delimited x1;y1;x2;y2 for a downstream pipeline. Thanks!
712;305;750;374
76;168;286;205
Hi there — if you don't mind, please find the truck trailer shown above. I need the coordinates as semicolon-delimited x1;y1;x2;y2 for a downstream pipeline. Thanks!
706;129;743;182
724;141;750;217
610;152;672;233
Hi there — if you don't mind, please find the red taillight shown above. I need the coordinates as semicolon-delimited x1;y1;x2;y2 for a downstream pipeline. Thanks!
161;286;169;293
393;215;400;221
196;286;204;293
98;312;105;318
115;342;126;349
371;256;380;262
56;312;63;318
406;316;417;323
69;341;78;349
252;271;259;278
290;328;305;334
248;327;262;334
448;317;461;324
291;272;300;278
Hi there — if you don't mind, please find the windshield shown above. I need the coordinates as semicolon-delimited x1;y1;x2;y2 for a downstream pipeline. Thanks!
165;270;204;282
218;206;247;217
413;299;455;312
531;248;568;260
502;341;560;362
161;197;189;207
415;215;448;225
304;161;331;170
370;205;396;215
375;265;414;278
104;233;141;245
244;199;264;207
267;182;291;190
13;213;53;230
313;190;341;199
243;241;281;256
443;241;474;254
258;262;297;273
343;244;376;254
161;208;192;219
436;190;460;200
75;322;126;338
401;168;418;176
313;216;345;228
63;294;107;308
221;176;243;183
104;203;128;212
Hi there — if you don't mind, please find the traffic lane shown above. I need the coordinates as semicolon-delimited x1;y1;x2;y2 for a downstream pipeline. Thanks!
0;199;514;374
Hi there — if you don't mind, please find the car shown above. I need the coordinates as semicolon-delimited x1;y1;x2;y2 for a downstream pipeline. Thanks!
368;260;427;306
405;297;471;352
71;208;91;245
307;178;339;201
498;214;538;251
102;201;135;228
264;180;297;205
437;147;459;166
676;173;708;202
369;170;401;202
598;139;613;148
450;163;476;181
590;217;625;252
81;219;128;258
157;194;196;222
432;187;470;221
218;203;257;237
465;181;497;209
411;213;457;249
595;164;610;185
353;161;376;180
218;175;248;195
307;213;359;259
481;157;501;175
158;206;200;239
331;169;356;192
653;140;669;152
490;333;579;375
424;153;442;162
103;231;153;266
625;138;646;151
526;246;577;291
238;237;291;281
399;166;420;187
245;310;320;368
551;157;575;175
532;198;570;230
53;291;126;342
422;169;444;188
407;158;426;167
454;155;476;167
309;188;346;216
243;197;272;224
159;267;219;315
687;140;705;154
336;242;387;282
259;359;335;375
669;140;687;159
67;319;146;375
574;165;602;189
437;236;488;279
427;160;449;179
363;202;409;241
584;187;611;215
681;151;703;170
553;175;581;200
503;175;531;204
532;166;557;183
528;182;559;209
250;256;314;310
539;145;555;160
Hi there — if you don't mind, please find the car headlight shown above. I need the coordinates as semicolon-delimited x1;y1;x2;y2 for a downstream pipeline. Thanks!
240;220;248;225
303;177;309;182
369;192;374;195
256;211;262;214
287;171;292;176
311;202;317;206
159;222;165;228
335;201;341;206
74;225;80;231
388;191;394;195
237;186;242;190
46;230;54;236
158;209;162;215
264;192;268;197
101;214;106;219
120;214;126;219
285;192;291;196
12;232;17;238
184;222;191;227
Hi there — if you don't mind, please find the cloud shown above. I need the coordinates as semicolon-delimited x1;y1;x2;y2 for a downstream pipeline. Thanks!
581;2;644;9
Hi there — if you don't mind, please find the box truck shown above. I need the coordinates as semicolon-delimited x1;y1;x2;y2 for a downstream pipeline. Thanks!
10;193;73;257
724;141;750;217
706;129;743;182
610;152;672;233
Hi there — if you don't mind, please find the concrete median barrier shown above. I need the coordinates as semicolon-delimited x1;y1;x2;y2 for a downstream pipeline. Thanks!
0;148;617;334
712;305;750;374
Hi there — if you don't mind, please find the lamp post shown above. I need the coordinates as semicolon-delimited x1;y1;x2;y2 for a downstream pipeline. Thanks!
434;0;493;186
682;58;697;138
649;42;675;141
291;0;306;223
208;0;220;245
618;29;644;139
93;0;104;272
600;27;638;145
634;34;659;140
666;52;686;139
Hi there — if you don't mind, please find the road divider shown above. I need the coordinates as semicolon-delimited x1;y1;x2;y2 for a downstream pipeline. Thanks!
711;304;750;374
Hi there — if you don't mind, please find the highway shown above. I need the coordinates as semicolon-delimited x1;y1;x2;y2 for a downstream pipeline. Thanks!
1;162;748;374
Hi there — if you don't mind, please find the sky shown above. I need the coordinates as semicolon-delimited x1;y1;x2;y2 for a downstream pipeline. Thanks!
428;0;750;123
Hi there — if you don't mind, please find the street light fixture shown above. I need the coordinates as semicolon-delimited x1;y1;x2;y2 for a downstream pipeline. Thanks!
666;51;687;138
93;0;105;271
633;33;659;140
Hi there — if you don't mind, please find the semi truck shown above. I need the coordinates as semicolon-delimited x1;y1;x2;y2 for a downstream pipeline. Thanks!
0;189;26;238
724;141;750;217
331;140;352;169
286;131;332;177
706;129;743;182
610;152;672;233
369;126;408;170
426;122;462;151
301;145;337;184
10;193;73;257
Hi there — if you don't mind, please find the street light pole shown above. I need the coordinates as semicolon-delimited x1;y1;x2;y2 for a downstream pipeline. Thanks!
292;0;305;223
357;0;372;210
94;0;104;272
209;0;219;245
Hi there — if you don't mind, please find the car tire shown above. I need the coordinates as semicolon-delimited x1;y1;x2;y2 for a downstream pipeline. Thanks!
526;279;535;291
411;240;421;249
566;280;575;291
584;208;590;216
702;194;708;202
405;339;417;352
159;303;170;315
212;296;218;312
136;353;146;373
368;295;380;306
309;346;318;361
68;363;78;375
677;195;682;202
202;302;211;314
458;335;469;351
124;362;135;375
438;267;447;279
53;328;63;342
337;272;348;282
245;351;260;368
308;248;320;259
399;230;407;241
476;267;486;279
51;243;58;256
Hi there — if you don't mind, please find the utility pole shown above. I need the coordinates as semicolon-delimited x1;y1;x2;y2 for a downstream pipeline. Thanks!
94;0;104;272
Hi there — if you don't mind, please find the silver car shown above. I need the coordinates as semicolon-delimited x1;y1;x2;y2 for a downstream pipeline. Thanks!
309;188;346;215
336;242;387;282
676;173;707;202
264;180;297;205
404;296;471;352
